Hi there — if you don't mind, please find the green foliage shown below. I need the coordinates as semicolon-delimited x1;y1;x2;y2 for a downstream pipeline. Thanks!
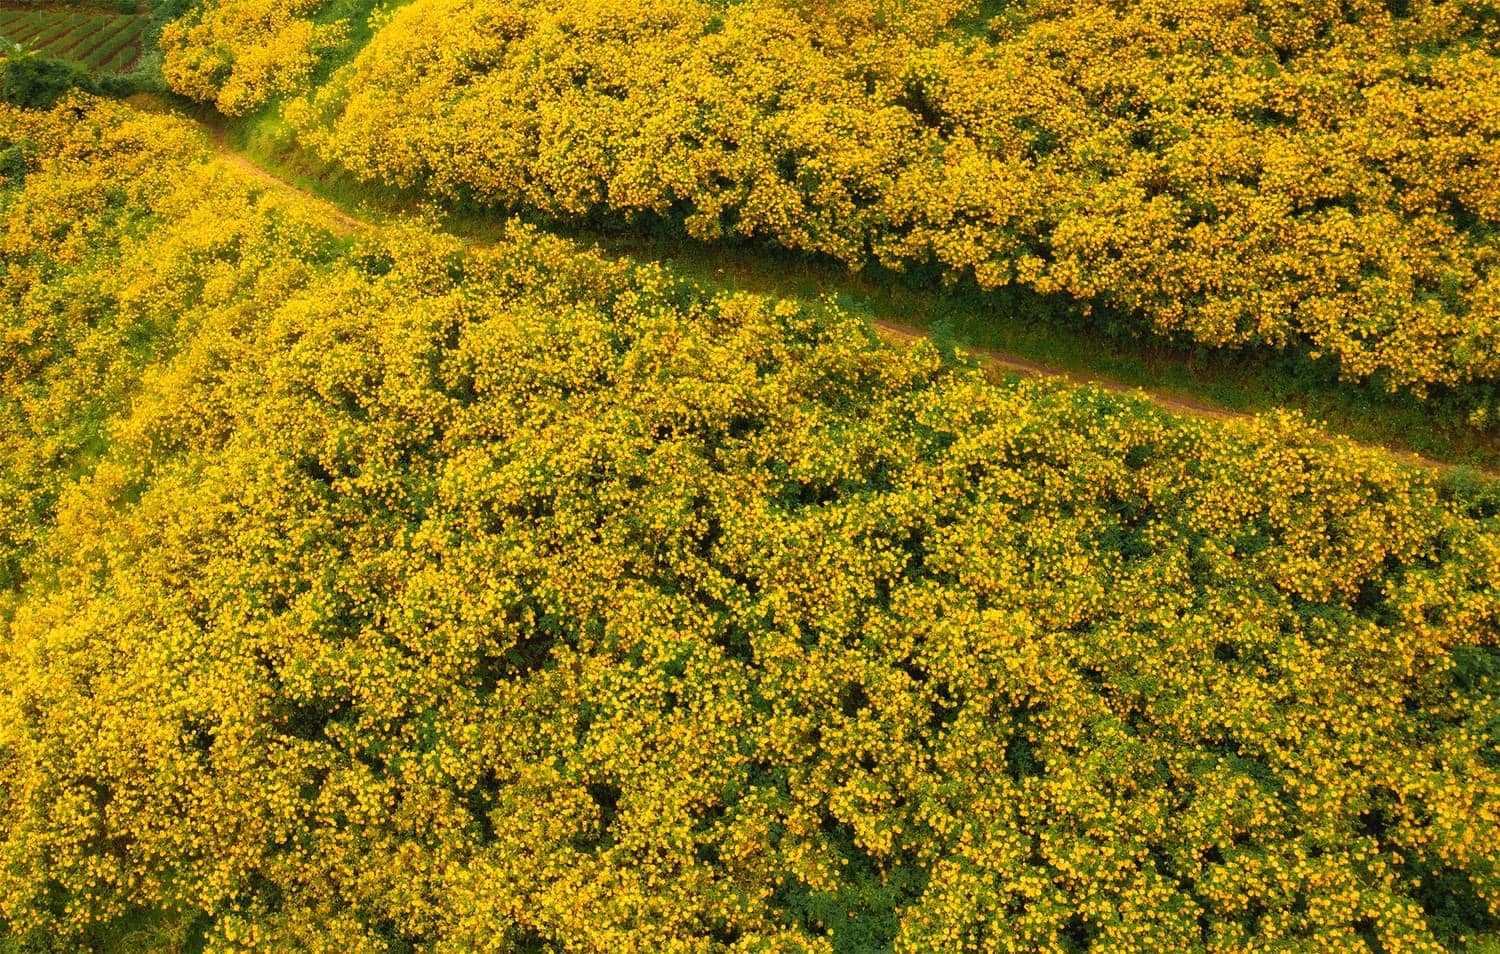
774;851;930;952
0;143;27;183
0;49;95;108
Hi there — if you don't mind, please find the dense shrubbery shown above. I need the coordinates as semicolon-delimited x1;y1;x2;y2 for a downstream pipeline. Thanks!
160;0;346;114
2;98;1498;951
155;0;1500;395
0;49;95;108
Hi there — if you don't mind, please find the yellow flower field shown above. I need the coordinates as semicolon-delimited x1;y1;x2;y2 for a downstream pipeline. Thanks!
1;98;1497;951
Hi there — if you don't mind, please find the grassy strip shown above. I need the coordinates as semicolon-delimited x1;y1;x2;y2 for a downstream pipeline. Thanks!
600;238;1500;469
1;12;63;44
75;13;140;71
50;16;122;60
95;29;136;71
14;12;87;50
68;14;137;69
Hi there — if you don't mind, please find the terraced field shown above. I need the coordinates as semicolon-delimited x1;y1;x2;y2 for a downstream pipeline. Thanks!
0;5;146;74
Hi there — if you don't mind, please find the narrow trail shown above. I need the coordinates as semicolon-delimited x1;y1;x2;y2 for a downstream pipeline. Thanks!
203;121;370;235
865;319;1238;422
141;96;1489;479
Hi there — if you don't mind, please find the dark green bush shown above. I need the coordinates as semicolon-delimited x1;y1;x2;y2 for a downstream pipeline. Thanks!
1;51;96;109
0;142;27;183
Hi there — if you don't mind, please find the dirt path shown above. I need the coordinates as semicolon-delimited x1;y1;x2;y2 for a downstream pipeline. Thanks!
865;319;1239;422
139;97;1486;478
203;123;372;236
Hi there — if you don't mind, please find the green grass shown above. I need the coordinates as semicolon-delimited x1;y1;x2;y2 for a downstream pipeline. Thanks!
0;6;146;74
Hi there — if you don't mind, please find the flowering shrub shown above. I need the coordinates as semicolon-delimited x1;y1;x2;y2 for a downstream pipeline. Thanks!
1;99;1498;952
158;0;1500;393
160;0;346;114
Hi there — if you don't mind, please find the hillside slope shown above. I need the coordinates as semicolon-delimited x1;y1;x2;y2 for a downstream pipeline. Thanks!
2;97;1498;952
